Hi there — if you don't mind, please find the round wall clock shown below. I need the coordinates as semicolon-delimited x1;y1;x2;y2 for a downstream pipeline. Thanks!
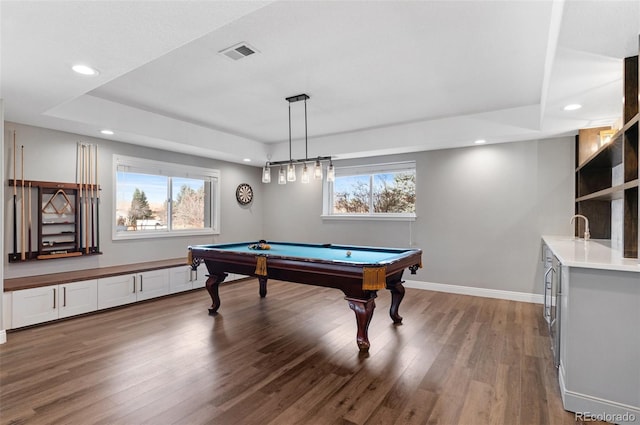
235;183;253;205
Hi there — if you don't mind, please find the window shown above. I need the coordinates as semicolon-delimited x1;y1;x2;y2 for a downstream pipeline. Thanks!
113;155;220;239
323;161;416;220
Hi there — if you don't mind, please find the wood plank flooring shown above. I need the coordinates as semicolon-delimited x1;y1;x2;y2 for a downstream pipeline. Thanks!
0;280;601;424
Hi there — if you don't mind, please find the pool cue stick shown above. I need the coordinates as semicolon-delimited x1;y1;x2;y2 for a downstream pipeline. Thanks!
21;145;25;261
28;182;32;258
12;131;17;260
90;145;95;252
78;143;83;253
95;144;100;253
85;144;90;254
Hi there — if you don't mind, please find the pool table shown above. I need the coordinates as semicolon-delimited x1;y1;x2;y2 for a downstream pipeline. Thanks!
188;241;422;351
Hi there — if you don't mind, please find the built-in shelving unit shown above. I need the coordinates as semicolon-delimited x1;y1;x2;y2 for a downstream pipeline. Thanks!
575;53;639;259
7;179;101;262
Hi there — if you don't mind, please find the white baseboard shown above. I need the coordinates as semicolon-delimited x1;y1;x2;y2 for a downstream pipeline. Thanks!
559;363;640;423
403;279;543;304
0;330;6;344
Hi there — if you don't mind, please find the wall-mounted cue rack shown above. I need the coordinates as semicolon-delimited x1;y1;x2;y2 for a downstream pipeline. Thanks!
8;180;101;262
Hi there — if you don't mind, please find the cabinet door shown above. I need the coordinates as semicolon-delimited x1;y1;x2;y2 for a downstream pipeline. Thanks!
136;269;169;301
169;266;193;294
98;274;137;309
12;286;58;328
59;279;98;319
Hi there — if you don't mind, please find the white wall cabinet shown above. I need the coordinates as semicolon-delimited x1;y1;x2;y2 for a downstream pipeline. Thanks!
98;269;169;309
11;280;98;328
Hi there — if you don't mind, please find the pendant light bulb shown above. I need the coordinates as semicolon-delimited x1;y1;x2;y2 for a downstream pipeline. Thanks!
301;163;310;184
326;161;335;183
287;162;296;182
278;166;286;184
262;164;271;183
314;159;323;180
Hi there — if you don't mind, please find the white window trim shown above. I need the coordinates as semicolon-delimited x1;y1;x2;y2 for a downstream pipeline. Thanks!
112;154;220;240
320;214;416;222
322;161;416;221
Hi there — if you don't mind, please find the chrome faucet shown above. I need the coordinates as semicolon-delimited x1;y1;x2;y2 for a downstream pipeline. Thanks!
570;214;590;240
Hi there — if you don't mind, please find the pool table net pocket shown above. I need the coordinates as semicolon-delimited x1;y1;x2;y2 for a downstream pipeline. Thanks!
362;266;387;290
255;256;268;276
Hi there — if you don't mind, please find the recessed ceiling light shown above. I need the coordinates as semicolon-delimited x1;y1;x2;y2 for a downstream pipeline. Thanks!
243;158;251;162
474;139;486;145
563;104;582;111
72;64;99;76
100;129;114;135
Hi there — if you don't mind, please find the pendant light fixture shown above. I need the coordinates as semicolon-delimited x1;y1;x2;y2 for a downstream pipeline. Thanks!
261;94;332;185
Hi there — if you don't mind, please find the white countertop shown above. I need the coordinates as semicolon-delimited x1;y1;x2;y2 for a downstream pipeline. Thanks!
542;235;640;273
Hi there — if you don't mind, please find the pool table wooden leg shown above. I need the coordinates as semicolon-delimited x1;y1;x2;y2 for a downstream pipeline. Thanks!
258;277;267;298
387;281;405;324
346;296;376;351
206;272;228;315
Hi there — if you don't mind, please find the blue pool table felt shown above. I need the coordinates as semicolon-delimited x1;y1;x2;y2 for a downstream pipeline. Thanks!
200;242;409;265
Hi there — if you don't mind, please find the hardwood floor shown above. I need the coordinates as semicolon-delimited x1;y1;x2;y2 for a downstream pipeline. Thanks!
0;280;600;424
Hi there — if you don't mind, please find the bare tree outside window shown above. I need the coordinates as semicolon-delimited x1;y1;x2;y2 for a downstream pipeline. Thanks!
373;172;415;213
332;169;415;215
334;176;370;213
172;184;205;229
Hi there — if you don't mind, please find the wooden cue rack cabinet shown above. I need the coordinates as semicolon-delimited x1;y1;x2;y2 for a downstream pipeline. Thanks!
7;180;100;262
575;53;639;259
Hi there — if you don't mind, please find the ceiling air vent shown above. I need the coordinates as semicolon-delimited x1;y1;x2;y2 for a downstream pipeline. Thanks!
219;42;259;61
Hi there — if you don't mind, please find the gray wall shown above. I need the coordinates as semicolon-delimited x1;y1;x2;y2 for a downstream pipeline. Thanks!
418;138;574;293
3;122;264;279
2;121;574;297
262;137;575;295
